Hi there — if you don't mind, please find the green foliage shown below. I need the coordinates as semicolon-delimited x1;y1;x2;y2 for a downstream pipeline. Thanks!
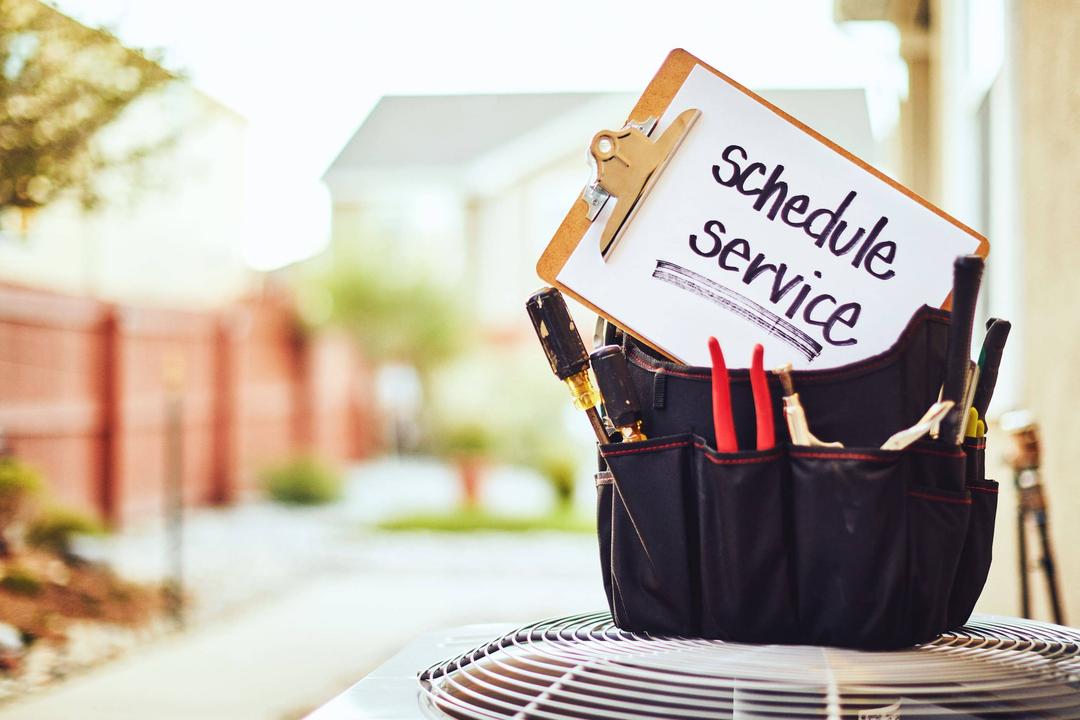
527;450;578;511
424;347;588;506
0;456;43;556
302;259;468;372
262;457;342;506
0;0;173;211
0;456;42;499
0;565;41;595
26;507;104;556
378;507;593;534
426;350;566;452
431;420;496;458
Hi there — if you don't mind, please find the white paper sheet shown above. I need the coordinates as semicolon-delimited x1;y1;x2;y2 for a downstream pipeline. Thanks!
557;64;980;369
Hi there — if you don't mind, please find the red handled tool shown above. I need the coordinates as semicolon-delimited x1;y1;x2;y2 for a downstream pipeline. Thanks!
750;344;775;450
708;337;737;452
708;339;775;452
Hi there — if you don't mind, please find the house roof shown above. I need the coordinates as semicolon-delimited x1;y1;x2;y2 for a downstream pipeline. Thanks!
325;88;875;175
325;93;626;171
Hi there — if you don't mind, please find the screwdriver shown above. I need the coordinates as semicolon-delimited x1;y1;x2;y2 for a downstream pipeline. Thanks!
939;255;984;444
526;287;610;444
972;318;1012;420
591;345;647;442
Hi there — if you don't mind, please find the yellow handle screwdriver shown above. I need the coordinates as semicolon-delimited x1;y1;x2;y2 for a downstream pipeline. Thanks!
526;287;610;444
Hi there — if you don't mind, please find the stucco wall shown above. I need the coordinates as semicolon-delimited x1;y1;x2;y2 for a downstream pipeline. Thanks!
1011;0;1080;622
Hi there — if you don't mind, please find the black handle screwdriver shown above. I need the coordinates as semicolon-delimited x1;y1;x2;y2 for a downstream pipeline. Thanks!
591;345;647;442
526;287;610;444
972;318;1012;420
939;255;985;444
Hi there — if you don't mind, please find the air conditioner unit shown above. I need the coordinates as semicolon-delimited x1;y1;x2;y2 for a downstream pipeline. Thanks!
309;612;1080;719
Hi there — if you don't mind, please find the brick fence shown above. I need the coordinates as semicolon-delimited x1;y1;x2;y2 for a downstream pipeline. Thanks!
0;283;377;526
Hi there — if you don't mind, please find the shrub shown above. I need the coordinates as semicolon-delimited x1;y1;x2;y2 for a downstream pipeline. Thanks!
262;457;342;506
434;421;496;459
27;507;104;557
532;453;578;511
0;457;44;554
0;566;42;596
0;457;43;504
303;257;468;373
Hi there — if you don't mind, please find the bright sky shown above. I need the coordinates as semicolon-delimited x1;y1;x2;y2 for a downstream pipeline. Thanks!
54;0;904;270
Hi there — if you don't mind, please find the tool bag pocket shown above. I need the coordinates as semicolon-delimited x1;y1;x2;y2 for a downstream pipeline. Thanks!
790;447;911;648
785;444;971;648
600;439;974;647
601;434;699;635
905;446;972;644
693;442;796;642
947;438;998;629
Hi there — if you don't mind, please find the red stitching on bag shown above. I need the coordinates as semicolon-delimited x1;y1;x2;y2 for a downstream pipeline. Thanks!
790;451;890;462
661;368;710;380
968;485;998;495
601;441;690;457
908;490;972;505
692;443;781;464
908;446;965;459
602;440;780;463
703;454;780;465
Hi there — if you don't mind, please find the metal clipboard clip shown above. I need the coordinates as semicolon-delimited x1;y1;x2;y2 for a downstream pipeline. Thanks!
581;108;701;261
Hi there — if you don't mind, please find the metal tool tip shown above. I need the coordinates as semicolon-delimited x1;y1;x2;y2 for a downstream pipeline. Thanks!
774;364;795;396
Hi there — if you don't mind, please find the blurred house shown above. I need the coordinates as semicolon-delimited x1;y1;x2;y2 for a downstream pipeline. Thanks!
323;89;879;333
0;3;372;525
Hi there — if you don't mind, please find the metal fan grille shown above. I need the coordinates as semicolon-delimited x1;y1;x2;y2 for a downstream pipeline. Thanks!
418;612;1080;719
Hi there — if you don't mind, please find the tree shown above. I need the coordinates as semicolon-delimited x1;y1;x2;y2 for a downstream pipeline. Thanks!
0;0;172;214
304;258;470;374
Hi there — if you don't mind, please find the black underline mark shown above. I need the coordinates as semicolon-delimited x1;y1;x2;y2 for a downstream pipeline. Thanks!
652;260;822;362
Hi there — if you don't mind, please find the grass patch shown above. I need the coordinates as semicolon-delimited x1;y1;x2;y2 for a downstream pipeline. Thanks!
262;457;342;506
377;508;594;534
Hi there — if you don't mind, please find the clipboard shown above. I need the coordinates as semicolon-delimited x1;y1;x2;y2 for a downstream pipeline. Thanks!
537;48;989;362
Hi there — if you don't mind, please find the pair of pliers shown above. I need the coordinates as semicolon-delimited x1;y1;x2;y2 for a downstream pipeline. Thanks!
708;338;775;452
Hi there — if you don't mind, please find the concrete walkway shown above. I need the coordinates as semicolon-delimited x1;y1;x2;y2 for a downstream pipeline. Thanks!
0;458;606;719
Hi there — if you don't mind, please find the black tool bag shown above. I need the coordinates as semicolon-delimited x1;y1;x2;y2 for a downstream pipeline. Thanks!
594;305;999;649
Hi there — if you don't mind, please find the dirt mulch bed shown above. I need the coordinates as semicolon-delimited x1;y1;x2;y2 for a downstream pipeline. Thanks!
0;550;164;643
0;550;172;704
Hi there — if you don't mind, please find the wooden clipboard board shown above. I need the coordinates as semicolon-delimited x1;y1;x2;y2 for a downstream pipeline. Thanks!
536;48;988;358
